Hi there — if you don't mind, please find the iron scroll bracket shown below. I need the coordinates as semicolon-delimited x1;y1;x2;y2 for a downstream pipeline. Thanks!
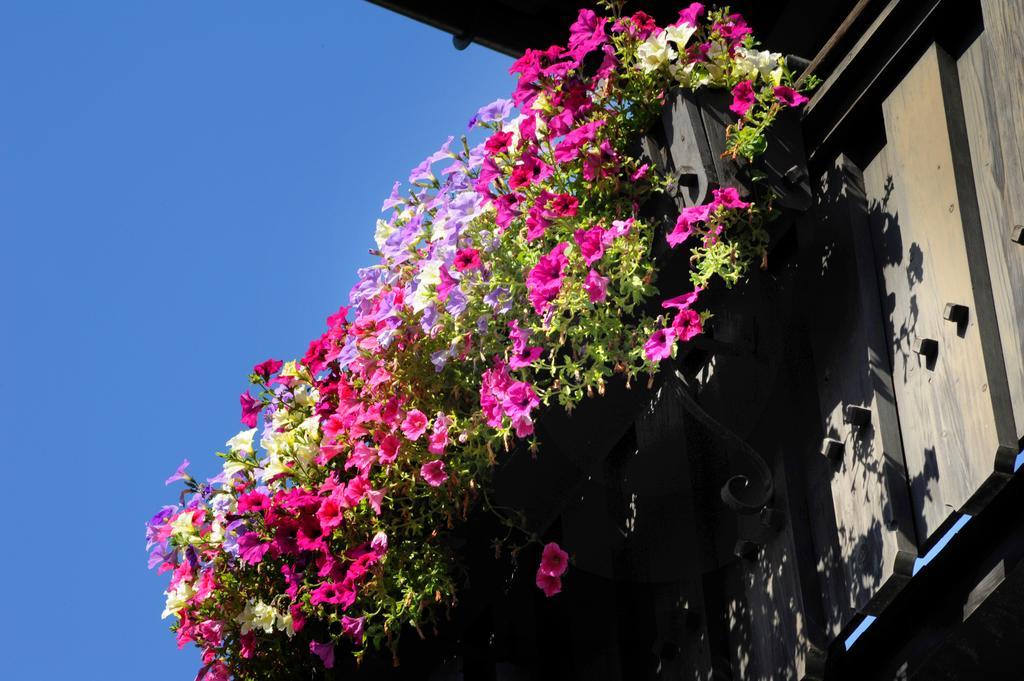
673;369;775;515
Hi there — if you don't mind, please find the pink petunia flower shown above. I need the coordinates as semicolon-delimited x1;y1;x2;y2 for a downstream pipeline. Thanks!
526;242;570;314
673;308;704;342
309;640;335;669
371;531;388;554
237;491;270;514
553;120;605;164
546;193;579;218
237;532;271;565
535;568;562;597
240;392;261;428
712;186;750;210
378;434;400;464
252;358;283;380
484;130;513;155
310;580;356;610
584;269;609;303
676;2;705;27
511;413;535;438
730;80;756;117
774;85;808;108
453;248;482;271
401;409;430;441
644;327;678;362
667;213;695;247
202;662;231;681
662;289;701;311
239;632;256;659
316;496;345;533
574;225;607;265
503;381;540;419
341;615;366;644
420;460;448;487
539;542;570;577
428;414;450;454
510;345;544;370
296;516;327;553
366;488;385;515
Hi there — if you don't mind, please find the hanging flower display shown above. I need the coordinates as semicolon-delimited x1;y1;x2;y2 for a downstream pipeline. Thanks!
147;3;813;678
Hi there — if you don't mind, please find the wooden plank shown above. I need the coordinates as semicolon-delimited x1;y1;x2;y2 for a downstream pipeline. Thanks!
867;43;1001;542
799;154;918;634
957;0;1024;444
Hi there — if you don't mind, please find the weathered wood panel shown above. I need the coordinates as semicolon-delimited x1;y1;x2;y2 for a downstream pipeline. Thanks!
866;43;1001;542
957;0;1024;445
799;154;917;634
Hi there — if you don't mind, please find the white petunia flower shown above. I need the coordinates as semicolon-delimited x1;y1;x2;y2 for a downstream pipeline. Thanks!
374;218;395;250
226;428;256;455
636;31;677;73
664;23;697;50
162;579;196;619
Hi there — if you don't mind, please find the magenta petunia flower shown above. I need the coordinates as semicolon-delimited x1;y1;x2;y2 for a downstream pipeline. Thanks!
237;532;271;565
584;269;609;303
673;308;704;342
535;568;562;597
428;414;450;454
341;615;366;644
296;516;327;553
237;491;270;514
574;225;606;265
345;440;378;474
553;120;604;164
420;460;448;487
401;409;429;441
546;193;579;218
316;496;345;533
773;85;808;108
662;289;701;311
310;580;356;609
715;13;753;42
667;213;695;247
309;640;335;669
453;248;482;271
712;186;750;210
240;392;261;428
484;130;514;155
567;8;608;61
511;413;535;438
676;2;705;27
201;662;231;681
510;345;544;370
644;327;678;362
252;358;283;380
503;381;540;419
239;632;256;659
526;242;569;314
730;80;756;117
378;434;400;464
539;542;570;577
525;209;550;242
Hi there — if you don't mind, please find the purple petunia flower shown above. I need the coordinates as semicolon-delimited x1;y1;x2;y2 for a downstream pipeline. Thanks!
164;459;191;486
468;98;514;128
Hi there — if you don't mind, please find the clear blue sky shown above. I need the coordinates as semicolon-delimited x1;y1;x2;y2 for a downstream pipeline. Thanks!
0;3;512;678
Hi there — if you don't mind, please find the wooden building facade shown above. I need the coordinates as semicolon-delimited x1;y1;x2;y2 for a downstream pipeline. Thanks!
359;1;1024;679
